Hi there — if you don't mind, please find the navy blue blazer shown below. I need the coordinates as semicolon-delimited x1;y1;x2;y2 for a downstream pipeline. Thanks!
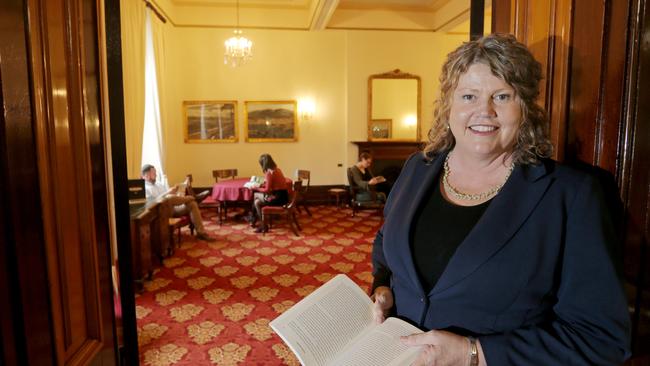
372;151;631;365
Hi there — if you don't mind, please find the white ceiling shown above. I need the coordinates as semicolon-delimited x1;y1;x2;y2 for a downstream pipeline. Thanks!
157;0;486;32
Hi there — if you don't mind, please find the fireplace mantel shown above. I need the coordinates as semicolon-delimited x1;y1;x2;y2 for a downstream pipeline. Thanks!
351;141;424;161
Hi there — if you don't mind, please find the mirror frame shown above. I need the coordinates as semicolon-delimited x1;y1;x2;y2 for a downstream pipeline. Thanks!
368;69;421;142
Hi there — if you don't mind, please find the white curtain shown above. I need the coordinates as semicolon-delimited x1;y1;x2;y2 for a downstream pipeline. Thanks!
150;9;168;180
119;0;146;178
141;9;167;186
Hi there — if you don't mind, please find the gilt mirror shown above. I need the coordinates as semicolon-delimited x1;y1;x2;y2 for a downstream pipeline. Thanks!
368;69;421;141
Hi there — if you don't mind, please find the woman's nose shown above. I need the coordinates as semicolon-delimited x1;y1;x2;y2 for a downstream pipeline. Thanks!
478;97;496;116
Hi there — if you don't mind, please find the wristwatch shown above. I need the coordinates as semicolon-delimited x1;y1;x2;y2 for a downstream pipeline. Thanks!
468;337;479;366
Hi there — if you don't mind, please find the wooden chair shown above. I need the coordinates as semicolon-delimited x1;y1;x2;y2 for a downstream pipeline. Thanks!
261;180;302;236
347;167;384;217
167;179;195;253
168;216;193;254
212;169;238;222
295;169;312;216
212;169;237;182
186;174;222;222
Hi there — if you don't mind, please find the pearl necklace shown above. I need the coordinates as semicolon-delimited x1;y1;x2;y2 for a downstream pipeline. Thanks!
442;154;514;201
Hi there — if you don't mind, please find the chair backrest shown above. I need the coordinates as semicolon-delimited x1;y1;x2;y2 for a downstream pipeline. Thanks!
346;167;358;195
286;180;302;209
185;174;195;196
213;169;237;182
296;170;310;191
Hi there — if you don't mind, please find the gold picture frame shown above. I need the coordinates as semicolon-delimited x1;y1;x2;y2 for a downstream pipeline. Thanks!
183;101;238;143
244;100;298;142
369;119;393;140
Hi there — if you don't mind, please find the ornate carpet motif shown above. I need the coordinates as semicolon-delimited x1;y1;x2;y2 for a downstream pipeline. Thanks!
136;206;382;365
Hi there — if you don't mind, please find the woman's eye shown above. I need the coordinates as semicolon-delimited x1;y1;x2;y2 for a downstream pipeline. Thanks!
494;93;512;101
461;94;476;101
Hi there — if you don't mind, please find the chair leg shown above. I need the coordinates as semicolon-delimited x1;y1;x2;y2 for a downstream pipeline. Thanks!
293;212;302;231
290;220;300;236
262;214;267;235
303;204;312;217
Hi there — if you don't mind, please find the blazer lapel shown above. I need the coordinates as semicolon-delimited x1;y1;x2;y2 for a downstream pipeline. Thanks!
390;152;447;296
431;162;552;295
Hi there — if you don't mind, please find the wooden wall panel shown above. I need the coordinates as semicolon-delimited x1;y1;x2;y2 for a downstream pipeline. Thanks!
509;0;573;162
566;1;607;164
623;0;650;352
0;0;118;364
491;0;511;34
30;0;104;360
598;0;632;174
0;0;57;363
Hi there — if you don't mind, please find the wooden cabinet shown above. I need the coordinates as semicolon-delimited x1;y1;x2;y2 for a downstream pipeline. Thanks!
129;201;170;291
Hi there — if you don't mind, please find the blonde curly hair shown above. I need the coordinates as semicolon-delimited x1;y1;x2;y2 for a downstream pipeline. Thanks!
424;33;553;165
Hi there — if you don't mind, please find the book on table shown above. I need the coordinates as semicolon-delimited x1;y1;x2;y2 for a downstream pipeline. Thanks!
243;175;265;189
270;274;423;366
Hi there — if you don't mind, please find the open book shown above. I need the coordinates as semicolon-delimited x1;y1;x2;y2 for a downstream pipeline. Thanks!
243;175;265;189
270;274;423;366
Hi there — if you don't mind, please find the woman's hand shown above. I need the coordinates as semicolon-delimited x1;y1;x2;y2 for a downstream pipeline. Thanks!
370;286;393;324
401;330;481;366
368;177;380;185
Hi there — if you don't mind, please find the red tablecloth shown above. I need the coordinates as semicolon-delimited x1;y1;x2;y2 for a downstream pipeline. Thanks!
211;178;254;202
211;177;293;202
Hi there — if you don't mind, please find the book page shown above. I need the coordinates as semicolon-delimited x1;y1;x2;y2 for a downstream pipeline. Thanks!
332;317;423;366
270;274;374;366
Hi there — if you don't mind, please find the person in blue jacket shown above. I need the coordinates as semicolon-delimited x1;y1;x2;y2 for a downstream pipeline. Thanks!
371;33;631;366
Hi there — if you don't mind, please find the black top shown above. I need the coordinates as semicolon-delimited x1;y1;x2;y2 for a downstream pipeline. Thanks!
410;177;492;293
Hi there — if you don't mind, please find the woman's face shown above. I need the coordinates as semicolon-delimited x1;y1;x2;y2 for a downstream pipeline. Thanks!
448;63;522;159
361;158;373;169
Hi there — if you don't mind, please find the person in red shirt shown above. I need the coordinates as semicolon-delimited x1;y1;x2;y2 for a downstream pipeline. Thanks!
250;154;289;233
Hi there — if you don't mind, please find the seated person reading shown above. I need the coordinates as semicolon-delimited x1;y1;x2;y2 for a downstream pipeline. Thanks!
350;151;387;202
250;154;289;233
142;164;214;242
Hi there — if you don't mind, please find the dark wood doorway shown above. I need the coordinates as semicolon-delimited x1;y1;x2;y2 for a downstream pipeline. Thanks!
0;0;127;364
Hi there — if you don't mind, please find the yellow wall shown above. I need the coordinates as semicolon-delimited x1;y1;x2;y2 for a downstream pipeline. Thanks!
345;31;467;166
135;23;467;186
164;28;348;186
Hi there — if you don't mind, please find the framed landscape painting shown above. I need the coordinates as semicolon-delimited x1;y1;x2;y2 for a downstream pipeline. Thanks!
183;101;238;143
245;101;298;142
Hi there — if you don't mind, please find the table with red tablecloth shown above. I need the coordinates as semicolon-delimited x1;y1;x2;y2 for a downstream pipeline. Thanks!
211;178;254;202
210;177;293;223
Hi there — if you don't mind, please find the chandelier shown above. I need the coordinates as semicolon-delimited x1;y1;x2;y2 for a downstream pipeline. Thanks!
224;0;252;67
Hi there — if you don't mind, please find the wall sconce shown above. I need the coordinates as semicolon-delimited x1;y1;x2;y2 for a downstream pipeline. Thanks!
299;98;315;121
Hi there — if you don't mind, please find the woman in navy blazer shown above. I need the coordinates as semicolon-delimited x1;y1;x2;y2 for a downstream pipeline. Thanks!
371;34;630;365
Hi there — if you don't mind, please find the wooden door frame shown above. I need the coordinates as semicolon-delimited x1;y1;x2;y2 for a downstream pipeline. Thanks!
0;0;137;364
104;0;140;364
0;1;59;363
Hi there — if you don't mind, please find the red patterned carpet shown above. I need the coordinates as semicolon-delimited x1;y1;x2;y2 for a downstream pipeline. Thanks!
135;205;382;365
